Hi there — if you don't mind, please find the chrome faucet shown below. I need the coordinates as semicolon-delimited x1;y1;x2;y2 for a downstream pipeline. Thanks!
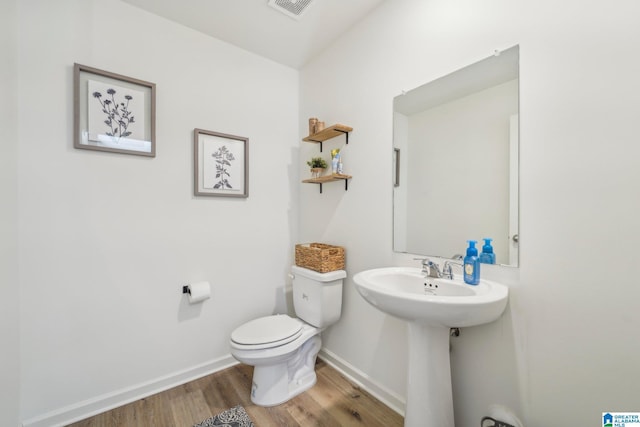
442;260;463;280
414;258;443;278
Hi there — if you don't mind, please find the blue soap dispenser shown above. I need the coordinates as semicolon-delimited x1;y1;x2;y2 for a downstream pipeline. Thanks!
463;240;480;285
479;238;496;264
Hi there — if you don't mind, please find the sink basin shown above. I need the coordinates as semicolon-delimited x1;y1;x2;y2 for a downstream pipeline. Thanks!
353;267;508;328
353;266;509;427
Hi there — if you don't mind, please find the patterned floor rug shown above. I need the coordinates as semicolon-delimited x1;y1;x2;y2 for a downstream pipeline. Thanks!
193;405;255;427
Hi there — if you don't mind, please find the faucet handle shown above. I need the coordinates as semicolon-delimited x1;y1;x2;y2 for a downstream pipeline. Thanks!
413;257;434;268
442;262;453;279
428;262;443;278
442;259;463;279
413;257;429;270
413;257;442;278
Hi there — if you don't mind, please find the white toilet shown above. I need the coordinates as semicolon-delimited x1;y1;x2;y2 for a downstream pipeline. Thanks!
230;265;346;406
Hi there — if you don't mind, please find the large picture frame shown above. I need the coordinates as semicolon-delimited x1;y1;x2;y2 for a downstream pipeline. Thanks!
194;129;249;198
74;63;156;157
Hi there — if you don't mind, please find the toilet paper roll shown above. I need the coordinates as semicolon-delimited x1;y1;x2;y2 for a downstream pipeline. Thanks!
187;281;211;304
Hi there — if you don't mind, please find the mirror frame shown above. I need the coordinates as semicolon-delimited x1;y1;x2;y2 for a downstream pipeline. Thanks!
392;46;520;267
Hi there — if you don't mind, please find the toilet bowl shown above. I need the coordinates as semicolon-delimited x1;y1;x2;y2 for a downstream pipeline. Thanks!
229;266;346;406
230;314;322;406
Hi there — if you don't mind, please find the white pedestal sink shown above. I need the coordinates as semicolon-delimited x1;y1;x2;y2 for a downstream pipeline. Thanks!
353;267;508;427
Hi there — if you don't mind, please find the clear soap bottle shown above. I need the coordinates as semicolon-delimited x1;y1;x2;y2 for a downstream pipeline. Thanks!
479;238;496;264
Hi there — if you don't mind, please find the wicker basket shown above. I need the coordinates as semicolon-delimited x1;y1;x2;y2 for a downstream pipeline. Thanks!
295;243;345;273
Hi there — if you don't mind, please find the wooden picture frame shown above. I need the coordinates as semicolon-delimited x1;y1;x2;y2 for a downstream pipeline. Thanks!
74;63;156;157
194;129;249;198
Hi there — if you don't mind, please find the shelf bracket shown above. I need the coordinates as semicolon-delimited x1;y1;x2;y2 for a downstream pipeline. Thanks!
335;129;349;145
328;129;349;145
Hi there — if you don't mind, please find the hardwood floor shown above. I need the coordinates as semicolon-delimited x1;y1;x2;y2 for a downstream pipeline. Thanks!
67;359;404;427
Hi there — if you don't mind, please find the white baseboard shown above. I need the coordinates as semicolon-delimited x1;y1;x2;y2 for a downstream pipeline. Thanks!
21;355;238;427
22;350;405;426
318;348;406;416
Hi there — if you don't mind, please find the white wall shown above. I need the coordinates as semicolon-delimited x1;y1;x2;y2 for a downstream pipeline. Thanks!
300;0;640;426
17;0;299;424
1;0;21;425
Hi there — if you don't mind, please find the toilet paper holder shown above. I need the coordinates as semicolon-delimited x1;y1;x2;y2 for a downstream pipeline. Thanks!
182;281;212;303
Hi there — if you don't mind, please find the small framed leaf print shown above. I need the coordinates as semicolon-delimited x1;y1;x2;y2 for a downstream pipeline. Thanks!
194;129;249;198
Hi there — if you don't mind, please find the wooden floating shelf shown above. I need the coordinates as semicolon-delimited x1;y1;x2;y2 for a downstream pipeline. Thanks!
303;124;353;151
302;173;352;184
302;174;352;193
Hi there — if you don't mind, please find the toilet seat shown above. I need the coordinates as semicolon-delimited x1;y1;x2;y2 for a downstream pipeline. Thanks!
231;315;303;350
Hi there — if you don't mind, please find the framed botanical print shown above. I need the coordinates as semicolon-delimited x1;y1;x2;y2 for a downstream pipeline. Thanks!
74;63;156;157
194;129;249;198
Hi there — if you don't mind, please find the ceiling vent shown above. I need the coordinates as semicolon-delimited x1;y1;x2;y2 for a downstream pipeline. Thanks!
267;0;315;20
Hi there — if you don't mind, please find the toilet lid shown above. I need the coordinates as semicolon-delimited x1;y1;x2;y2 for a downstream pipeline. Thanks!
231;315;303;347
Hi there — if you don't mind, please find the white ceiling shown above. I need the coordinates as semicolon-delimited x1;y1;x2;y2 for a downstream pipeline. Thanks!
122;0;387;69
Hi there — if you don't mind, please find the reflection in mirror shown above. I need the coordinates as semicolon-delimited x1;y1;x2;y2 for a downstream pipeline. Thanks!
393;46;519;267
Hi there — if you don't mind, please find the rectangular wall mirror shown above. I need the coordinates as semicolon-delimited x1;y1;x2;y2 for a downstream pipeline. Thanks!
393;45;519;267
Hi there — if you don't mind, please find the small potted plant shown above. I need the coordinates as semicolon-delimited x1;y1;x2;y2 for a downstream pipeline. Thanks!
307;157;328;178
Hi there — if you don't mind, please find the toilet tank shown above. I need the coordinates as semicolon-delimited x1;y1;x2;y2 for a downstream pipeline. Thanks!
291;265;346;328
